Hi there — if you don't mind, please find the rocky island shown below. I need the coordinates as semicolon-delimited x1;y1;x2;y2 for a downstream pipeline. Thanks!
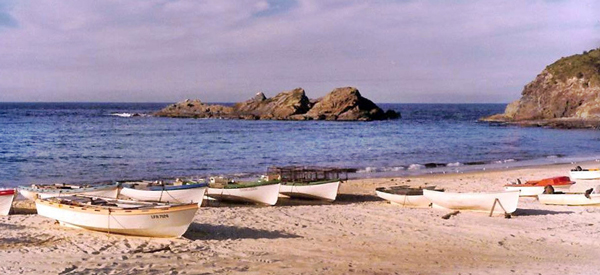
155;87;400;121
481;48;600;129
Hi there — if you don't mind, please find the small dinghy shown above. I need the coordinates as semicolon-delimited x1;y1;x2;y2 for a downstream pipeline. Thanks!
279;180;341;201
569;166;600;180
504;176;575;197
0;188;16;215
119;180;208;204
537;186;600;206
206;178;281;205
375;185;444;208
423;189;520;214
18;182;119;201
35;195;198;238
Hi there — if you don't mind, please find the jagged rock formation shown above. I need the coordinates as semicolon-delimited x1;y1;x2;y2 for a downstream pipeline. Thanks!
481;48;600;128
155;87;400;121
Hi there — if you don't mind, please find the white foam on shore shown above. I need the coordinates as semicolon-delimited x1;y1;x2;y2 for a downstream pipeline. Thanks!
408;164;424;170
446;162;462;167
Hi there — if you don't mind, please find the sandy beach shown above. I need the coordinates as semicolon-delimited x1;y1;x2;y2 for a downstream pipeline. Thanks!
2;161;600;275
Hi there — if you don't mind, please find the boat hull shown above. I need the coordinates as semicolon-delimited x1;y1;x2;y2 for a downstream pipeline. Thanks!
504;184;572;197
537;193;600;206
35;199;198;238
120;186;207;204
279;181;340;201
18;184;119;200
206;183;280;205
423;190;520;214
570;170;600;180
375;190;431;208
0;189;16;215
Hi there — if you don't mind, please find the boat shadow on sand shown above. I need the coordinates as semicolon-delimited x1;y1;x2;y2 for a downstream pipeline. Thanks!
183;223;301;241
512;208;574;216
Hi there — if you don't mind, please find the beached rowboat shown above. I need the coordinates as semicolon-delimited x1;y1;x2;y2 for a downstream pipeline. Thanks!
375;186;443;208
18;183;119;201
119;181;207;204
206;182;280;205
569;167;600;180
0;188;16;215
423;189;520;214
504;176;574;197
279;180;341;201
35;196;198;238
537;186;600;206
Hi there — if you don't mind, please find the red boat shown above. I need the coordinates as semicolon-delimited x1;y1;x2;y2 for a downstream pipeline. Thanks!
504;176;575;196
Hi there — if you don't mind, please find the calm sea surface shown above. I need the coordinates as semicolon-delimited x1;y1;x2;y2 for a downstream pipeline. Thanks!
1;102;600;187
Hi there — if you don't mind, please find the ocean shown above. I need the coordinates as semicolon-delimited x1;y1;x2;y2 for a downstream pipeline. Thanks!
1;102;599;187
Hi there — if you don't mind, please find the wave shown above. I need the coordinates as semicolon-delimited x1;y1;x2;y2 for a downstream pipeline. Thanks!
110;112;148;118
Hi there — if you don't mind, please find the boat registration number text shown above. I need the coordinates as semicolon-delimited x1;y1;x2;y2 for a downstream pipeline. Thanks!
151;214;169;219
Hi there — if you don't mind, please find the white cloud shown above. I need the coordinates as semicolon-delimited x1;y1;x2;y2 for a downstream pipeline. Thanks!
0;0;598;102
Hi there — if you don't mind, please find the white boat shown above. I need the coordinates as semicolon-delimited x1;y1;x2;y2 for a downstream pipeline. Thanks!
503;176;574;197
569;166;600;180
119;181;207;204
375;186;443;208
423;189;520;214
0;188;16;215
538;186;600;206
18;183;119;201
279;180;341;201
35;196;198;238
206;182;280;205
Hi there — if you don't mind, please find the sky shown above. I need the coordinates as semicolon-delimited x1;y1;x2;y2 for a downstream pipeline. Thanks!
0;0;599;103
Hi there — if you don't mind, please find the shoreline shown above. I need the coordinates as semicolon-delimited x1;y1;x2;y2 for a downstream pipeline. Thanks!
3;160;600;274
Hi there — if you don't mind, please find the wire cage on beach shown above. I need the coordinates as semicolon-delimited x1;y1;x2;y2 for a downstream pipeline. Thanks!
267;166;355;183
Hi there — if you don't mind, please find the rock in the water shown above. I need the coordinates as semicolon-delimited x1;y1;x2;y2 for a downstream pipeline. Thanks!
305;87;388;121
155;87;400;121
481;48;600;128
233;88;311;120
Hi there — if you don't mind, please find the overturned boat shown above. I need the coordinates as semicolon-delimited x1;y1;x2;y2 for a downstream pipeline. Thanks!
504;176;574;197
18;182;119;201
119;180;207;204
206;178;281;205
0;188;16;215
375;185;444;208
423;189;520;214
36;195;198;238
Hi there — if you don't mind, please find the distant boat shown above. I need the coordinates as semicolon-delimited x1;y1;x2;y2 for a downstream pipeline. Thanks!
206;179;280;205
569;166;600;180
35;195;198;238
504;176;574;197
0;188;16;215
375;185;443;208
18;183;119;201
423;189;520;214
279;180;341;201
119;180;208;204
538;186;600;206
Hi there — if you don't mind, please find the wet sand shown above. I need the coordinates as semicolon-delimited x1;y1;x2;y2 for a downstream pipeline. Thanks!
2;161;600;274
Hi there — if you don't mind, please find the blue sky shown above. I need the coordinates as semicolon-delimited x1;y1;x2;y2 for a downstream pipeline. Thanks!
0;0;599;103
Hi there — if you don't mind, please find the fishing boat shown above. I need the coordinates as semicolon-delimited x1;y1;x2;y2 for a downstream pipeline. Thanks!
18;182;119;201
423;189;520;214
119;180;208;204
569;166;600;180
0;188;16;215
206;179;281;205
375;185;443;208
35;195;198;238
279;180;341;201
504;176;575;197
537;186;600;206
268;166;354;202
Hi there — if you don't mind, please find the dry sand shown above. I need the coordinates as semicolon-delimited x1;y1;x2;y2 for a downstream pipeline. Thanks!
2;161;600;274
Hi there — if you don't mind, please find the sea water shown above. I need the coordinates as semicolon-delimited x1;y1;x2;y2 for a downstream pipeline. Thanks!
1;102;600;186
